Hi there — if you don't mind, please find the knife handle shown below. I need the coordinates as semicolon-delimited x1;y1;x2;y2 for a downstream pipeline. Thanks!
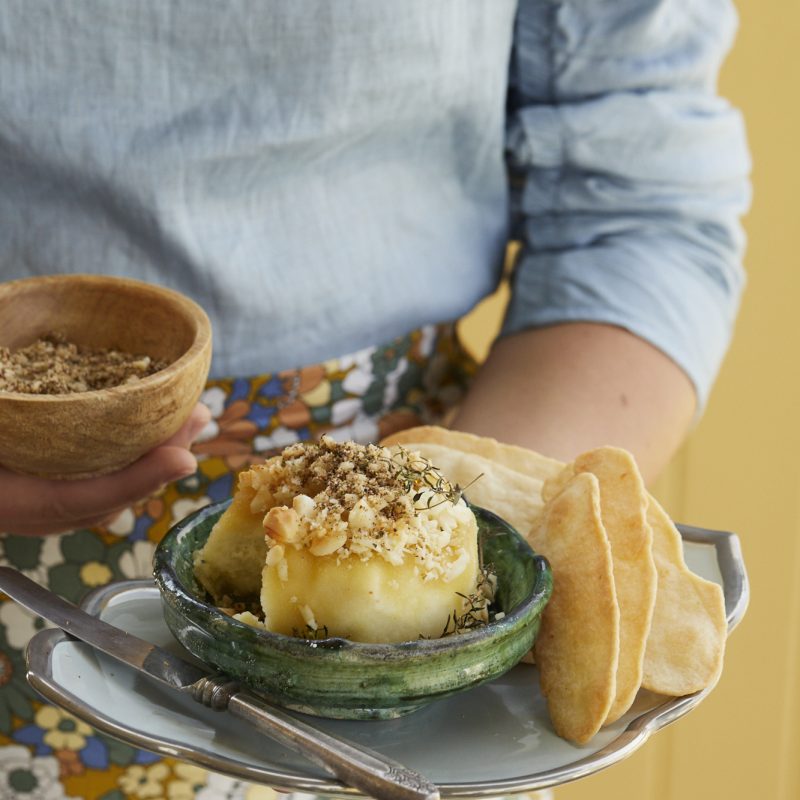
189;676;439;800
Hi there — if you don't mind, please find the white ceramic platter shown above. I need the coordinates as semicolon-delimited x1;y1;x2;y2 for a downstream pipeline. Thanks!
25;525;748;796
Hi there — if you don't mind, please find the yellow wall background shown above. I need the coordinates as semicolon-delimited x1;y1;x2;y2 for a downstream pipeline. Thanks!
459;1;800;797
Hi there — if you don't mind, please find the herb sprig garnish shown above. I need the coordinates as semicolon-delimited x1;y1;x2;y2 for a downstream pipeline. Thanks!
292;624;330;640
438;591;490;637
415;564;497;639
382;446;483;510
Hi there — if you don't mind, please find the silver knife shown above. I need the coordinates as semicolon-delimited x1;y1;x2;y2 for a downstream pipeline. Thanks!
0;567;439;800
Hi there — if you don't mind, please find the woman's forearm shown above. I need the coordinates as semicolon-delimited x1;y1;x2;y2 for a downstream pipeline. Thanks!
452;322;696;485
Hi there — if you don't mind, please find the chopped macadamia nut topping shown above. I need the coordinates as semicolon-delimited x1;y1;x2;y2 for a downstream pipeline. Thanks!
231;610;266;629
193;435;488;642
238;436;475;582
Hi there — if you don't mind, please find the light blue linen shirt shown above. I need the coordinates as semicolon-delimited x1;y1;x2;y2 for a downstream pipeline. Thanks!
0;0;750;409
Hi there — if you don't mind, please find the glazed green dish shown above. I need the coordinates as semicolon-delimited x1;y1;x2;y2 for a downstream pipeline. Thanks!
153;500;552;720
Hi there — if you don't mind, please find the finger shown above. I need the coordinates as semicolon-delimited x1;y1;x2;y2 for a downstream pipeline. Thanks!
48;445;198;519
4;506;132;537
1;446;198;535
161;403;213;450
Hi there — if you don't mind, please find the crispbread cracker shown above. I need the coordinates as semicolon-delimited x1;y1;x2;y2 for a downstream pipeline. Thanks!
570;448;657;724
529;472;619;744
642;498;727;694
542;464;574;504
382;426;564;484
381;441;546;535
380;426;729;742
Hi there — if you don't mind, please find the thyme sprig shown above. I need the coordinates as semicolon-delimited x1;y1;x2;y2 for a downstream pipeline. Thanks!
292;624;330;640
415;564;498;640
383;446;483;510
439;592;490;637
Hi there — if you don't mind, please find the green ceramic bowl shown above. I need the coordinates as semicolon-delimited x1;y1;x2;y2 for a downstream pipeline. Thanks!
153;500;552;720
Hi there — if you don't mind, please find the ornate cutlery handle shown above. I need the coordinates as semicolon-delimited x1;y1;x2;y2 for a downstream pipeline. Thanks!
190;675;439;800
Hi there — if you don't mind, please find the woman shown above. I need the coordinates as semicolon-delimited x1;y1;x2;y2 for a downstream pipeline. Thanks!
0;1;749;797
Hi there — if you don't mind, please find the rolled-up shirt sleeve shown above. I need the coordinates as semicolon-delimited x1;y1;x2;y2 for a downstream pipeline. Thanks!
502;0;752;411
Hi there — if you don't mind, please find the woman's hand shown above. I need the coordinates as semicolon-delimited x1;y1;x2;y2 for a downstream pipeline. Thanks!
0;403;211;536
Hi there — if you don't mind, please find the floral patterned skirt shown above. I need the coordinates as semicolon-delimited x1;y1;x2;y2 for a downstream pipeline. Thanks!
0;323;483;800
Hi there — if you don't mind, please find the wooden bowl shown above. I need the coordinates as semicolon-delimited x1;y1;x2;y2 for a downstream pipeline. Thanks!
0;274;212;479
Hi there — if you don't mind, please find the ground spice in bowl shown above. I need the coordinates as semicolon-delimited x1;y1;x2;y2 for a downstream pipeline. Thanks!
0;334;168;395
